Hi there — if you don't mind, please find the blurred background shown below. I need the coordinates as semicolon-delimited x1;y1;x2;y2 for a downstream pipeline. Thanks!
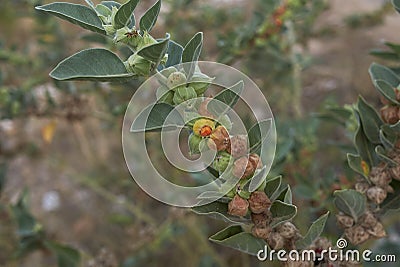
1;0;400;266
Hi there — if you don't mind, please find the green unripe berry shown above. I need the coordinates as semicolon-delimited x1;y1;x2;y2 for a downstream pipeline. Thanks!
167;72;187;89
173;86;197;105
188;133;202;155
125;54;152;76
213;151;233;173
189;73;214;95
162;67;178;79
238;179;251;199
156;85;174;105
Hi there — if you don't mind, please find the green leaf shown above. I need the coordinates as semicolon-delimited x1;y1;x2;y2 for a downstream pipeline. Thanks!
50;48;134;82
379;129;395;150
369;63;400;87
182;32;203;78
370;50;400;60
264;176;282;200
137;34;170;63
207;81;243;117
45;241;81;267
101;1;121;9
182;32;203;63
374;80;400;105
380;180;400;214
192;202;251;224
0;163;6;195
357;96;382;144
385;41;400;54
130;103;184;132
270;200;297;228
393;0;400;13
139;0;161;32
11;190;41;238
35;3;105;34
209;225;267;256
248;119;272;154
284;186;292;204
84;0;94;8
114;0;139;28
347;153;369;179
375;145;397;166
165;40;183;67
296;212;330;249
354;112;378;167
333;189;366;221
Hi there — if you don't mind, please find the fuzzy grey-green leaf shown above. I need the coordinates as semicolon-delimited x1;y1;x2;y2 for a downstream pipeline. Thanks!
35;3;105;34
207;80;243;117
50;48;134;82
192;202;251;224
264;175;282;200
347;153;368;179
139;0;161;32
296;212;329;249
333;189;366;221
209;225;267;256
137;34;170;62
113;0;139;28
270;200;297;228
357;96;382;144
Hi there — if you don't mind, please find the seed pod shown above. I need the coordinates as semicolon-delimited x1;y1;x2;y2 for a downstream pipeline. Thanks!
336;213;354;228
167;71;187;89
212;151;233;173
125;54;152;76
192;119;215;137
267;232;285;250
252;225;272;240
208;126;230;151
366;222;386;238
198;98;215;118
188;134;203;155
114;26;131;43
360;211;378;229
232;157;255;179
248;153;263;169
355;181;370;194
277;222;298;239
189;72;214;95
156;85;174;105
369;166;391;187
380;105;400;124
161;66;178;78
248;191;271;214
366;186;387;204
227;135;248;158
173;86;197;105
141;31;158;47
251;211;272;227
389;165;400;181
345;225;370;245
228;195;249;217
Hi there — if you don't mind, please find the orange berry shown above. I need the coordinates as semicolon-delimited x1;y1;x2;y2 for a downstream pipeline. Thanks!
200;125;213;137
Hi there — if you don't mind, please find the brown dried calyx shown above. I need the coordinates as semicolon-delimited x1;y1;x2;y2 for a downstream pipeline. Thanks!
227;135;248;158
380;105;400;124
208;125;230;151
232;154;263;179
336;213;354;229
248;191;271;214
228;194;249;217
343;210;386;245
